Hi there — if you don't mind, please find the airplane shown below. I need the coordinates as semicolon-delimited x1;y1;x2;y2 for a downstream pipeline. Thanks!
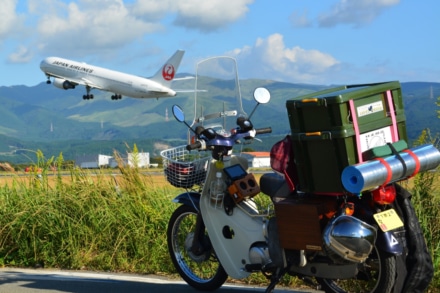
39;50;185;100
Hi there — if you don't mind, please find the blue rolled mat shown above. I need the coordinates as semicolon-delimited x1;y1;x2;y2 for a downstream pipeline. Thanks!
341;144;440;193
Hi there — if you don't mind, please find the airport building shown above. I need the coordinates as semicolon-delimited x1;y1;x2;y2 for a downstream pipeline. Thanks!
75;153;150;169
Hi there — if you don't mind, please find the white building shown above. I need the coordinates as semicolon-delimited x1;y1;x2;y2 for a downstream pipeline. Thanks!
76;152;151;169
241;152;271;168
128;152;150;168
108;152;150;168
75;154;113;169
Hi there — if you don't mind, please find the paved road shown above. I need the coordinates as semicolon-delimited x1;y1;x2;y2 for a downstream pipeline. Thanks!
0;268;322;293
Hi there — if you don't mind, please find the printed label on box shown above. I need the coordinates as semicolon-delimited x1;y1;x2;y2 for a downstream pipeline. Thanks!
360;126;393;152
357;101;384;117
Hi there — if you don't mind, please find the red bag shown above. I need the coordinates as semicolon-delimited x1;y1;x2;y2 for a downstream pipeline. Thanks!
270;135;298;191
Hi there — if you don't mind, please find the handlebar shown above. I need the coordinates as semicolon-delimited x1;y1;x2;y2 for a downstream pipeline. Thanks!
255;127;272;135
185;125;272;153
186;141;202;151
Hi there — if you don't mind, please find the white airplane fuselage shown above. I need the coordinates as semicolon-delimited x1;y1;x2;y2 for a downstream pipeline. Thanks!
39;50;184;100
40;57;175;98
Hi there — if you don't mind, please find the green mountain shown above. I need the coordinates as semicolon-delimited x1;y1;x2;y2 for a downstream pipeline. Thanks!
399;82;440;140
0;80;438;164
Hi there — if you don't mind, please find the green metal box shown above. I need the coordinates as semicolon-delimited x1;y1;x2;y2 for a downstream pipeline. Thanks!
286;81;407;193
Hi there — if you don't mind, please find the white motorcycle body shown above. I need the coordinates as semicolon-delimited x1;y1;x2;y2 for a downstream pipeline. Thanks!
199;156;266;279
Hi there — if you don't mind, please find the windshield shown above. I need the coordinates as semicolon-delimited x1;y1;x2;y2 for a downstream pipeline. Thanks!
190;57;247;135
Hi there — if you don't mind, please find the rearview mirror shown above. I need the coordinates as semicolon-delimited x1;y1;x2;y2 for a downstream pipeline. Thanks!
253;87;271;104
172;105;185;122
248;87;271;119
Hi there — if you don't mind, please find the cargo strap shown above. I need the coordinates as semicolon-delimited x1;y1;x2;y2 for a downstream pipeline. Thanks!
388;142;407;176
373;143;420;187
374;157;393;186
350;90;399;164
348;99;363;163
402;149;421;178
386;90;399;142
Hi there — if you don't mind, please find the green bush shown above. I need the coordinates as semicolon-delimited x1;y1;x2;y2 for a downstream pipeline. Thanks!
0;151;176;273
409;130;440;290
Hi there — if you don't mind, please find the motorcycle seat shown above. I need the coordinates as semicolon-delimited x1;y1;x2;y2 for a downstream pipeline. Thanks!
260;172;291;199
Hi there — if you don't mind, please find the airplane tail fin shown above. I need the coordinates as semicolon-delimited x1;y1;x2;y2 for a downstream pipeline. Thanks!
151;50;185;87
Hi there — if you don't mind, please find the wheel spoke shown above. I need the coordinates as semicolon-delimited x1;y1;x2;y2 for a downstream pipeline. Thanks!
316;246;396;293
167;205;227;290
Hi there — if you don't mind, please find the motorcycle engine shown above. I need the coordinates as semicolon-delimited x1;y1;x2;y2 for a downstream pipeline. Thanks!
323;215;377;263
249;243;271;265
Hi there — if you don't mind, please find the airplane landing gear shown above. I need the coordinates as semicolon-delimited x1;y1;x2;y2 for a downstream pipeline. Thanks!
111;94;122;100
83;86;93;100
83;94;94;100
46;76;51;84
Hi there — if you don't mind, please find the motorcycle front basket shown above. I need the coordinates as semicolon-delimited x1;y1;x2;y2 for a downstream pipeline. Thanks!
161;146;210;189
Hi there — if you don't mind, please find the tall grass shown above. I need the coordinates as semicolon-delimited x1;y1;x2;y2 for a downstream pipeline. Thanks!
409;130;440;289
0;150;177;273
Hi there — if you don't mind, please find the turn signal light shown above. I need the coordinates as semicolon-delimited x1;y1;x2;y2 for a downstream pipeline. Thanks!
372;185;396;205
343;202;355;216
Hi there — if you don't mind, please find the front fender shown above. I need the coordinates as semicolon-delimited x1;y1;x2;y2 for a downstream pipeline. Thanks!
172;192;201;210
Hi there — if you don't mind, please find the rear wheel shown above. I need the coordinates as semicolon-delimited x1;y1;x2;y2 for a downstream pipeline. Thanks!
316;247;396;293
167;205;228;291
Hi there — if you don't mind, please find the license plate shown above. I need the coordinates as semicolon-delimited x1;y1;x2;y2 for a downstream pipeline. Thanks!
373;209;404;232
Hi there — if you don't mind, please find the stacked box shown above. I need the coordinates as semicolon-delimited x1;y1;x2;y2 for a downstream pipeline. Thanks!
286;81;407;193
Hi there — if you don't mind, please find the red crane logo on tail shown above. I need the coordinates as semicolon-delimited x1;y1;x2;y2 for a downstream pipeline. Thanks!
162;64;175;81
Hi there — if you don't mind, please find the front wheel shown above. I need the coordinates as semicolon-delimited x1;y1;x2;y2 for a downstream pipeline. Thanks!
316;246;396;293
167;204;228;291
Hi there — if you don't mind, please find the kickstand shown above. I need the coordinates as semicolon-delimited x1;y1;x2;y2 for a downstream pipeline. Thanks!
265;267;287;293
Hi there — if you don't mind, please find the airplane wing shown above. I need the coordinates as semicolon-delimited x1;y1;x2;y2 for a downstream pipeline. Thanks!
47;72;104;90
174;89;207;93
79;77;104;90
173;76;195;81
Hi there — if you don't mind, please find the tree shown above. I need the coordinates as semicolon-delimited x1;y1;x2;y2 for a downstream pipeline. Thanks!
242;147;255;152
437;96;440;118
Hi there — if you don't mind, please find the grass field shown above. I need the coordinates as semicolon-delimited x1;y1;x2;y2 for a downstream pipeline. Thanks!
0;165;438;291
0;169;170;189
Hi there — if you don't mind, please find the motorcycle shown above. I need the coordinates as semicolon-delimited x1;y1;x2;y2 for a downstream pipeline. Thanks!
161;57;436;292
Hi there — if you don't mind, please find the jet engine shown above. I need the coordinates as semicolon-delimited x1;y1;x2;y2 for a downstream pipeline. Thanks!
53;78;76;90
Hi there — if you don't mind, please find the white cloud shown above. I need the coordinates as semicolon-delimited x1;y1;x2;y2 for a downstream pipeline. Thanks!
25;0;253;57
289;10;313;28
173;0;254;32
8;45;33;63
32;0;160;56
130;0;173;20
318;0;400;27
0;0;25;38
132;0;254;32
229;33;340;84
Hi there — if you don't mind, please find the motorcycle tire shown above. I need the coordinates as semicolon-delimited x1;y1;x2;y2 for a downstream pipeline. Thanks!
316;246;396;293
167;204;228;291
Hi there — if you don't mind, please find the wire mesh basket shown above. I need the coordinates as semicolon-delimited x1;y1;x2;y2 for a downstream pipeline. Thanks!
161;145;210;189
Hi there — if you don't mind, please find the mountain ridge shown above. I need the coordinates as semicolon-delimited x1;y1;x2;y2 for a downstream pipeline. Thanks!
0;80;438;163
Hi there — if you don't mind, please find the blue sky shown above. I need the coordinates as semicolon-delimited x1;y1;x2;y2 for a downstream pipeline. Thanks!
1;0;439;86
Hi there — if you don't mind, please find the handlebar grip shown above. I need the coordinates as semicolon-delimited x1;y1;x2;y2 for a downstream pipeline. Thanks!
186;141;202;151
255;127;272;135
